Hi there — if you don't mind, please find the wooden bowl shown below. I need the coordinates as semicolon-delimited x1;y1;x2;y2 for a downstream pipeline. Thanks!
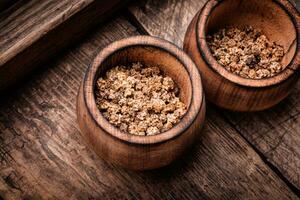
77;36;205;170
184;0;300;111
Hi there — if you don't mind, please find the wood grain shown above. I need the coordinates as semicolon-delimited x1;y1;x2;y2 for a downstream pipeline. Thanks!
0;0;128;91
128;0;206;46
0;14;297;199
129;0;300;192
224;82;300;191
0;16;139;200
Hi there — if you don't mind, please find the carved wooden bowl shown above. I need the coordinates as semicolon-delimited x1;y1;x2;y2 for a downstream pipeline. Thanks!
184;0;300;111
77;36;205;170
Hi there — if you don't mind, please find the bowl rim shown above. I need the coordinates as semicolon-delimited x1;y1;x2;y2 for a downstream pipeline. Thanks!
83;35;204;145
196;0;300;88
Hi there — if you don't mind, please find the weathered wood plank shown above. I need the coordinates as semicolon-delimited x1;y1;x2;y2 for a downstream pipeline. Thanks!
223;81;300;191
0;12;297;199
0;0;127;91
129;0;300;192
0;16;139;200
129;0;206;47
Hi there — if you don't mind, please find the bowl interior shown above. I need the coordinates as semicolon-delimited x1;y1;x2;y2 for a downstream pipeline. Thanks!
94;45;192;108
85;36;203;144
206;0;297;69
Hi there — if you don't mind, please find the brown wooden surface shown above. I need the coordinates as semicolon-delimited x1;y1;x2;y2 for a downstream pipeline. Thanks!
224;83;300;190
0;0;299;199
0;0;127;91
129;0;300;192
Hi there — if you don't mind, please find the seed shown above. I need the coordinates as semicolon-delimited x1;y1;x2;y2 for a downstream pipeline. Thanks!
207;26;285;79
95;63;187;136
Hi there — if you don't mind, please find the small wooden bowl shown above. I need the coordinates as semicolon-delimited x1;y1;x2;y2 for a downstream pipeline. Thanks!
77;36;205;170
184;0;300;111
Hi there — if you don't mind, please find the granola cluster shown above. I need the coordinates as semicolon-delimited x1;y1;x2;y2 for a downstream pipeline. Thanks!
95;63;187;136
207;26;285;79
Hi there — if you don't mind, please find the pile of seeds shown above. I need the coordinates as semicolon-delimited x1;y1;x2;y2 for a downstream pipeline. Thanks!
95;63;187;136
207;26;285;79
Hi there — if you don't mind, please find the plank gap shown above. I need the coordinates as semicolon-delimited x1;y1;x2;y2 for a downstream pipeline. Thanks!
123;9;149;35
220;111;300;197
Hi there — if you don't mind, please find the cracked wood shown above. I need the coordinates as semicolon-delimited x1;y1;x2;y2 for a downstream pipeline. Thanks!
0;0;298;199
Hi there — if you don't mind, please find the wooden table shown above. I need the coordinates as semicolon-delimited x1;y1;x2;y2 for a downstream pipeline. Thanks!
0;0;299;199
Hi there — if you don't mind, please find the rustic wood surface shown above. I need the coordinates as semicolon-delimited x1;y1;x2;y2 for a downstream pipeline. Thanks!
129;0;300;193
0;0;127;91
0;0;299;199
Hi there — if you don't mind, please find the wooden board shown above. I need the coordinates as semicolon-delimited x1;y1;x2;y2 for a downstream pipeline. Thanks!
0;0;127;91
128;0;206;47
129;0;300;192
223;83;300;191
0;14;297;200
